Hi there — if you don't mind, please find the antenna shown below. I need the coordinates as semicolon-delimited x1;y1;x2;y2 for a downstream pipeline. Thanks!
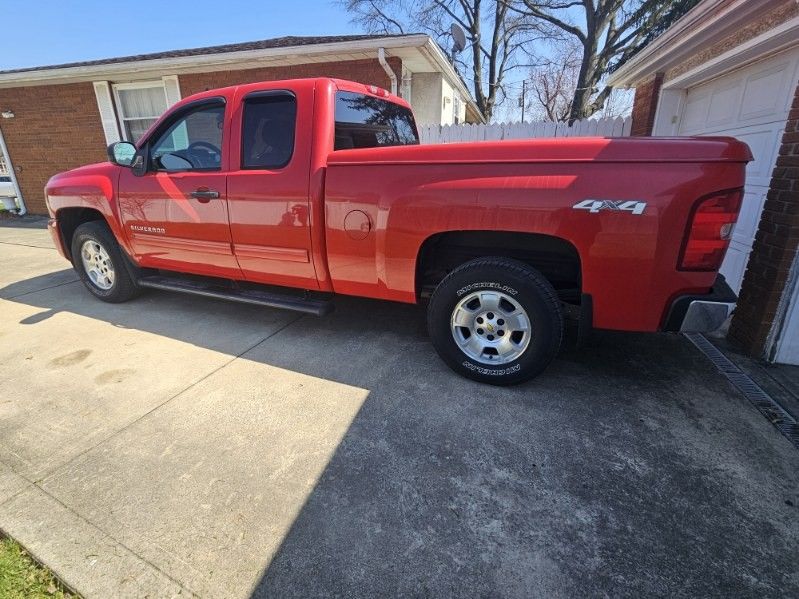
450;23;467;58
450;23;467;53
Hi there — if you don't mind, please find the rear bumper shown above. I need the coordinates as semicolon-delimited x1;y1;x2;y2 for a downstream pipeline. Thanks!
663;275;737;333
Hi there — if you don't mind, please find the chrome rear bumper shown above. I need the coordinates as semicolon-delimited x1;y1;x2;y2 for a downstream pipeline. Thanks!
679;300;736;333
664;275;737;333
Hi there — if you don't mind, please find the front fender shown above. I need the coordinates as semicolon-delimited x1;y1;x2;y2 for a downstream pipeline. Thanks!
45;163;131;256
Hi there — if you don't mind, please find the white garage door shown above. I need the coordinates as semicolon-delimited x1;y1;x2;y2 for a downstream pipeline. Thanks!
678;47;799;293
677;47;799;364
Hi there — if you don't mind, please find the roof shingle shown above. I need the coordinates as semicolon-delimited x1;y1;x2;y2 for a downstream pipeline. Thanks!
0;34;414;75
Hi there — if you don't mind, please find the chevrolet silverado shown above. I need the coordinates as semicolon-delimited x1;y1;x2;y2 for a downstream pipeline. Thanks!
45;78;751;384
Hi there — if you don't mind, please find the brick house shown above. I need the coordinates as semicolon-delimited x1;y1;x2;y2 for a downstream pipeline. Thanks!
609;0;799;365
0;34;480;216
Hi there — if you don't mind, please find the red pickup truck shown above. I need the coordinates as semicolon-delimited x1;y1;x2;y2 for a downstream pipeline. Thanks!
46;77;750;384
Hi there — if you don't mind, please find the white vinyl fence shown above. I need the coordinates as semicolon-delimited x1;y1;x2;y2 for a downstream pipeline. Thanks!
419;116;631;144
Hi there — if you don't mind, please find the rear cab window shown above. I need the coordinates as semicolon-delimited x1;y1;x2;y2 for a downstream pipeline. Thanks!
241;91;297;169
334;91;418;150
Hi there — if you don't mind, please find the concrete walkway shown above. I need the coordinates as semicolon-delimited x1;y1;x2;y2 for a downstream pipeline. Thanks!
0;219;797;598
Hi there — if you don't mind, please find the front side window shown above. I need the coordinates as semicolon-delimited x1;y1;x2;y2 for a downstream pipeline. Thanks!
241;93;297;169
149;103;225;171
334;91;418;150
114;84;168;142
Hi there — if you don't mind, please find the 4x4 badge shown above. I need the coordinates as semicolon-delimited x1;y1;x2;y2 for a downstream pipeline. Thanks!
573;199;647;215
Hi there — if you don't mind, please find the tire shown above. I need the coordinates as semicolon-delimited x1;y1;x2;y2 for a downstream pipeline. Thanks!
70;220;140;303
427;257;563;385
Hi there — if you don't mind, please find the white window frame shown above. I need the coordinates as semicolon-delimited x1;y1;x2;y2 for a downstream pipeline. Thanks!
112;80;169;142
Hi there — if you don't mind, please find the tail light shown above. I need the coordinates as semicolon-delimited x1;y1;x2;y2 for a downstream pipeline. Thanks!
679;189;742;271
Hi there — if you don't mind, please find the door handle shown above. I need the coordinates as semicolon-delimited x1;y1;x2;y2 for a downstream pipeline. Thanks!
190;188;219;202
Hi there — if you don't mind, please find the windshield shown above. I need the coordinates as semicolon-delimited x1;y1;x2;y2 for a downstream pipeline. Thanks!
334;91;419;150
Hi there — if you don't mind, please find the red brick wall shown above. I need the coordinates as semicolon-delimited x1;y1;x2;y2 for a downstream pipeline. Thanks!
629;73;664;136
728;79;799;357
0;57;403;215
0;82;108;214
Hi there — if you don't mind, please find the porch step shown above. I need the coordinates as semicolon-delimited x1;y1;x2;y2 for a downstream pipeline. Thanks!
137;275;333;316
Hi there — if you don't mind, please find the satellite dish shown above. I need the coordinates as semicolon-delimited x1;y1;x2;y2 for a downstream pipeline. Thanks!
450;23;467;53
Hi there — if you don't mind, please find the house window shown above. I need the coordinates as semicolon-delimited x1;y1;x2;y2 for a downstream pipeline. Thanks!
113;82;169;142
453;95;462;125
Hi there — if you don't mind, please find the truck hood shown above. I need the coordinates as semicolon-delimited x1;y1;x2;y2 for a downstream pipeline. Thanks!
47;161;117;187
327;136;752;166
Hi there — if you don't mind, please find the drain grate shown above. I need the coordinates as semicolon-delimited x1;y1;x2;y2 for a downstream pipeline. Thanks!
685;333;799;450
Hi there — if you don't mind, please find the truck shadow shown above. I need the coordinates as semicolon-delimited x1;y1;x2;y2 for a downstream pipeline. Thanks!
1;268;670;386
3;269;792;598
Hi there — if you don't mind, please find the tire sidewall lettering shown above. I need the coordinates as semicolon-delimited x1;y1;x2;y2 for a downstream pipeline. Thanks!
461;360;521;376
456;281;518;297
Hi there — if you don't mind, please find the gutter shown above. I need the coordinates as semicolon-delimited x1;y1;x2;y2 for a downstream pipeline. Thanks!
0;125;26;215
607;0;780;87
377;48;398;95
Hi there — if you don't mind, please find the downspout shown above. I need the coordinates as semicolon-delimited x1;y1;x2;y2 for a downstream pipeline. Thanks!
377;48;398;96
0;124;26;215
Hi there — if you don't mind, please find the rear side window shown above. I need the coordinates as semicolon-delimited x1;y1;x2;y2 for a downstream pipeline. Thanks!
242;92;297;169
334;91;418;150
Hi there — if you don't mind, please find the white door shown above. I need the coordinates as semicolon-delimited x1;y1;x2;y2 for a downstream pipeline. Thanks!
775;271;799;365
677;47;799;293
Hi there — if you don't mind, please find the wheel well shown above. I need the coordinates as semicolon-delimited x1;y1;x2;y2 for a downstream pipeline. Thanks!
416;231;582;303
57;208;106;260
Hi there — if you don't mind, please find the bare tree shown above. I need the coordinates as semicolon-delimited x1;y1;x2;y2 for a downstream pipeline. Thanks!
342;0;542;121
596;87;634;119
342;0;410;34
527;38;633;122
513;0;680;123
527;40;579;121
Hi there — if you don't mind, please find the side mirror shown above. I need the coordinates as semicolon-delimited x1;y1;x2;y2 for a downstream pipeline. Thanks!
107;141;137;167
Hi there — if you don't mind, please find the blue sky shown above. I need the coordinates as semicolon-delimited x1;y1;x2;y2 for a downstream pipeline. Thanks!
0;0;360;70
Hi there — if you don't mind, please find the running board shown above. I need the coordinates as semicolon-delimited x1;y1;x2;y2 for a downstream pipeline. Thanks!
137;275;333;316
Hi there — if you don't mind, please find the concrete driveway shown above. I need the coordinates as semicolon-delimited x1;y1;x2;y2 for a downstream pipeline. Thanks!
1;218;797;598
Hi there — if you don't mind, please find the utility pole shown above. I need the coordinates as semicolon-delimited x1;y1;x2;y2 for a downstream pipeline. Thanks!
519;80;526;123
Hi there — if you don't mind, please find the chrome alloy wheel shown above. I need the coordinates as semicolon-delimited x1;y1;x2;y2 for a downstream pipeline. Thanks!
450;290;531;365
80;239;115;291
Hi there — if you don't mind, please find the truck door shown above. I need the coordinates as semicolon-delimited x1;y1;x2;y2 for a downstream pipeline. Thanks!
118;97;241;279
226;87;318;289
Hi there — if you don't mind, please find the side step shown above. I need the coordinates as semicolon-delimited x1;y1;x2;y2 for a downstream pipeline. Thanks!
137;275;333;316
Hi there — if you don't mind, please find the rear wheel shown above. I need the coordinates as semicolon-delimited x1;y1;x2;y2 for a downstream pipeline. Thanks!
71;221;140;303
427;257;563;385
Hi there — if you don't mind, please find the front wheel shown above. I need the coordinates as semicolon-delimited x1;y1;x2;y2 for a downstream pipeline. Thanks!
71;221;140;303
427;257;563;385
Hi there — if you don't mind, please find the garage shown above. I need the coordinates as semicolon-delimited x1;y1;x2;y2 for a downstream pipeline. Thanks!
677;48;799;294
609;0;799;366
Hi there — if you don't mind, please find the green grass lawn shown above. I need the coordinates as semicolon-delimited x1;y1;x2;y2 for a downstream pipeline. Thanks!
0;536;77;598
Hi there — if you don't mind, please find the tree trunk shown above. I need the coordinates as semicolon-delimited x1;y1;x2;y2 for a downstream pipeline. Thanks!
568;42;595;124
